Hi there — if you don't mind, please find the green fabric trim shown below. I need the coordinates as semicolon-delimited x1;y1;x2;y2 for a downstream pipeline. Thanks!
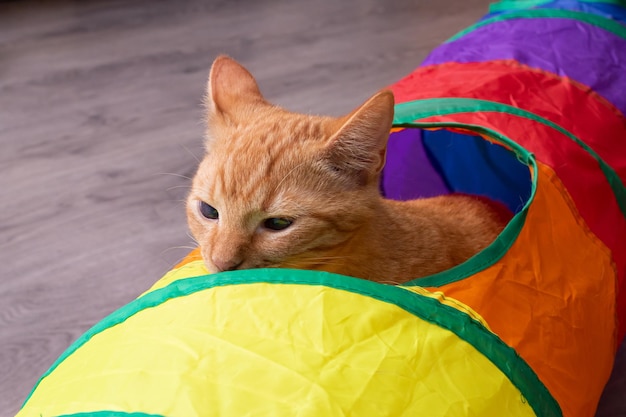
490;0;552;12
584;0;626;5
24;269;562;417
395;120;535;288
58;413;164;417
447;8;626;43
490;0;626;13
393;98;626;223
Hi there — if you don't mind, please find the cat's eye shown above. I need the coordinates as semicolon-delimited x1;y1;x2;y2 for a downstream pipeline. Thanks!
199;201;219;220
263;217;293;231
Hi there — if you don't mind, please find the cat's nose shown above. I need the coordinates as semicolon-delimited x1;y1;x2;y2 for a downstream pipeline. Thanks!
213;257;243;272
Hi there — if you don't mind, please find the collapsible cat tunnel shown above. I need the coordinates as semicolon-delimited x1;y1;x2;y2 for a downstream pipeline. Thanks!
16;1;626;416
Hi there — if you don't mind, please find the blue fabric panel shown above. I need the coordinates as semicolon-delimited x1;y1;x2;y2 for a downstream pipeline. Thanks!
422;130;531;213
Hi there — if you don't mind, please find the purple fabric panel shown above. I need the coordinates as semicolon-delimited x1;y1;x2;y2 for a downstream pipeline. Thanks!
422;18;626;115
382;129;450;200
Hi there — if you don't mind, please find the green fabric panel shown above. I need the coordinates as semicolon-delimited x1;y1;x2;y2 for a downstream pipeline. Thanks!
447;8;626;43
23;268;561;417
393;98;626;221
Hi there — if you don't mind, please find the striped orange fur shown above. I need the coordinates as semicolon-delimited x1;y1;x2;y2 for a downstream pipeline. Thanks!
186;56;508;284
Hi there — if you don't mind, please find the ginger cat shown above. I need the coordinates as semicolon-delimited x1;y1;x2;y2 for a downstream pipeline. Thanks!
186;56;509;284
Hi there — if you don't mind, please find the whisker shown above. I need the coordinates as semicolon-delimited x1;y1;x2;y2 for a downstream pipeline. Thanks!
160;245;198;256
180;143;203;165
376;279;403;285
156;172;194;181
158;246;197;269
302;255;359;262
277;255;352;269
186;232;200;246
167;185;192;192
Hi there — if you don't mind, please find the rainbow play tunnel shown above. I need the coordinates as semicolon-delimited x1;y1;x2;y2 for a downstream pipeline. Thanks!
16;1;626;416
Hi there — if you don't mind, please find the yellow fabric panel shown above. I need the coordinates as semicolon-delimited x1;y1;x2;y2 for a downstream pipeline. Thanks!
19;281;536;417
432;162;617;417
153;258;493;336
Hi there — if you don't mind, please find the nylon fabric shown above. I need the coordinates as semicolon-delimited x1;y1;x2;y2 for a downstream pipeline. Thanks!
391;108;626;342
382;128;450;199
490;0;626;18
449;9;626;43
391;61;626;181
17;267;552;417
421;129;532;213
432;162;616;417
490;1;626;23
423;16;626;115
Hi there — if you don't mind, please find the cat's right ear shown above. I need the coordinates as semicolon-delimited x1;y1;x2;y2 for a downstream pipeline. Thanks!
205;55;265;123
323;90;395;185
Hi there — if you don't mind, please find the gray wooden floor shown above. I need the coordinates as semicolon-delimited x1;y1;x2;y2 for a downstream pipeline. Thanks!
0;0;624;415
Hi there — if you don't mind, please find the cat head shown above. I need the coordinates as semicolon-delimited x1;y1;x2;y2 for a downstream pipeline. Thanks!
187;55;394;273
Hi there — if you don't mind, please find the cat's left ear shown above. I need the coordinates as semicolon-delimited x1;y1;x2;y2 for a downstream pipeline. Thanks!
324;90;394;184
206;55;265;122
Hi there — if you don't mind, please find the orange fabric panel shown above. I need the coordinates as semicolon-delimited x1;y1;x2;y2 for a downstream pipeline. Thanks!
431;162;617;417
417;111;626;341
173;247;202;269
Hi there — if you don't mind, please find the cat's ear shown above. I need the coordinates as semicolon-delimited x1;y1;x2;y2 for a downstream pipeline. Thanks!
205;55;265;122
324;90;394;184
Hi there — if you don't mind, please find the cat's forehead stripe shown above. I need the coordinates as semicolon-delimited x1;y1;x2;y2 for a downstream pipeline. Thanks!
200;110;337;218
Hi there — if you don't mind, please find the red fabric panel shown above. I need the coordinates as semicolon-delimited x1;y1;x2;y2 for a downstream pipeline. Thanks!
390;60;626;183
